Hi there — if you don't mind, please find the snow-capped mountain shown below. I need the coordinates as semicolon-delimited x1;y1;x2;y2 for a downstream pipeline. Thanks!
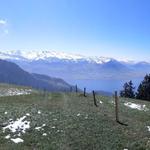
0;50;150;81
0;50;116;64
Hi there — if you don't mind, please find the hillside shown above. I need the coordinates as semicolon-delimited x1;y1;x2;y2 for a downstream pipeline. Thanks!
0;88;150;149
0;59;72;92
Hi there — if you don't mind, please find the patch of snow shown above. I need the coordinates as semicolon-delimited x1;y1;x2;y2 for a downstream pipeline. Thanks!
4;112;8;115
147;126;150;132
3;116;30;133
124;102;149;111
35;126;42;131
0;88;32;97
42;133;47;136
17;133;21;137
77;113;81;117
5;135;10;139
38;110;41;114
99;101;103;104
42;124;46;127
11;138;24;143
35;124;46;131
26;113;30;116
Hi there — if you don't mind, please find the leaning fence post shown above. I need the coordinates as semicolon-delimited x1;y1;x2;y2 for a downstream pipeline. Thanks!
93;90;98;107
114;91;128;126
115;91;119;122
84;88;86;97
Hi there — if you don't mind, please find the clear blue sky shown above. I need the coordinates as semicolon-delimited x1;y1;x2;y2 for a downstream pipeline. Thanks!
0;0;150;61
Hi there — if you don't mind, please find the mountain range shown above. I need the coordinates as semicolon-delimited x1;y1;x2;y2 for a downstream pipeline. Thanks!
0;59;72;92
0;50;149;81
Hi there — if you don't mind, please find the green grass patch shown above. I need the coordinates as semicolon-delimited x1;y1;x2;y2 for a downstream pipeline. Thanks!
0;91;150;150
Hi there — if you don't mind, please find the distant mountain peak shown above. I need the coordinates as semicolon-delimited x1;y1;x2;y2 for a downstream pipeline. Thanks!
0;50;150;80
0;50;114;64
0;50;149;65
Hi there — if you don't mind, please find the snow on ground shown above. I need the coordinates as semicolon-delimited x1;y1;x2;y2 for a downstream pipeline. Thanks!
4;112;8;115
42;133;47;136
3;116;30;133
124;102;149;111
38;110;41;114
26;113;30;116
0;88;32;97
35;126;43;130
147;126;150;132
2;110;60;143
35;124;46;131
99;101;103;104
77;113;81;117
2;110;50;144
2;114;30;143
11;138;24;143
5;135;10;139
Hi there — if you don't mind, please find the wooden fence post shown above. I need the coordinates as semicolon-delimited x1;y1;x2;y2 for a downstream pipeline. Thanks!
84;88;86;97
93;90;98;107
76;84;78;93
70;86;72;92
115;91;119;122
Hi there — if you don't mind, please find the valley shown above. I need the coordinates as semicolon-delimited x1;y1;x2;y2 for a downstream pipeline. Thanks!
0;50;149;92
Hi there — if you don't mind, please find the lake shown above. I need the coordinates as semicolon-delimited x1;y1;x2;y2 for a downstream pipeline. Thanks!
67;78;143;93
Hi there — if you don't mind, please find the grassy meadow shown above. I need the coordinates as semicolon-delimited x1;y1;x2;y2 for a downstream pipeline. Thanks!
0;85;150;150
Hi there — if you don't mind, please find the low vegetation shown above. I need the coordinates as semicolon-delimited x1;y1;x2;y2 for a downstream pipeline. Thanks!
0;84;150;149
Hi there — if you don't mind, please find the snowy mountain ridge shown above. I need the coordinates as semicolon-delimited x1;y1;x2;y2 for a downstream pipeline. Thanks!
0;50;130;64
0;50;150;81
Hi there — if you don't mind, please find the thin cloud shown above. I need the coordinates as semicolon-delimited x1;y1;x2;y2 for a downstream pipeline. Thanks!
0;19;7;25
0;19;8;36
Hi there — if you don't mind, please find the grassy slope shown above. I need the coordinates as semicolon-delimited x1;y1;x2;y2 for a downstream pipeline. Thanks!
0;91;150;150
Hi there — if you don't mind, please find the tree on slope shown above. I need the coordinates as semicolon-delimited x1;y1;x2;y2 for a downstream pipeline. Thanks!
136;74;150;100
120;80;135;98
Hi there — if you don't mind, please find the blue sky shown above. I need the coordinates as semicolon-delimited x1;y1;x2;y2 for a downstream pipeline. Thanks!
0;0;150;61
